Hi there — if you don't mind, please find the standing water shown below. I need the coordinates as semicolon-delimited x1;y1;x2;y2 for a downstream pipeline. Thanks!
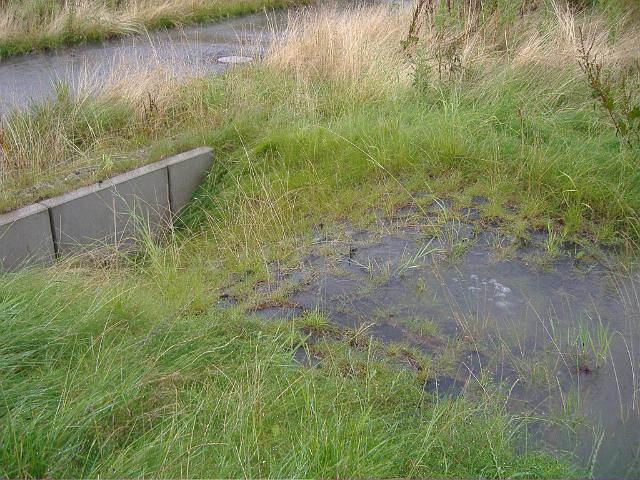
247;208;640;478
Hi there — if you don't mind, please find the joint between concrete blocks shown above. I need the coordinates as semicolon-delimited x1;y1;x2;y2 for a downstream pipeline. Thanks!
47;207;60;259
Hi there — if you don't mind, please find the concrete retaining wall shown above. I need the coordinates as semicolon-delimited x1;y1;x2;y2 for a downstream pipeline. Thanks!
0;203;56;272
165;147;214;214
0;147;213;272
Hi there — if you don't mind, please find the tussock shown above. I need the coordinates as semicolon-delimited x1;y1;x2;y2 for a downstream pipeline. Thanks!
266;5;412;98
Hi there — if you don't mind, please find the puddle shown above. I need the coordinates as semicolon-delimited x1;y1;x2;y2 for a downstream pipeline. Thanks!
239;211;640;478
424;376;466;397
293;346;322;368
460;207;480;221
252;303;303;320
472;195;488;205
216;293;237;308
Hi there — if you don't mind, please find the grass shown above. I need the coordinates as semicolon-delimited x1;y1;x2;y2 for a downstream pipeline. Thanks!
1;1;640;476
1;1;639;248
0;0;309;59
571;318;614;372
0;269;575;478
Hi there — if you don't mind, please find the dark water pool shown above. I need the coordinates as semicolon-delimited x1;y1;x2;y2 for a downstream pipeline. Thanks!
248;207;640;478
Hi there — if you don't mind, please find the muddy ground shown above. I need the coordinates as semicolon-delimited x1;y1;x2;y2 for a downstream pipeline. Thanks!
217;196;640;478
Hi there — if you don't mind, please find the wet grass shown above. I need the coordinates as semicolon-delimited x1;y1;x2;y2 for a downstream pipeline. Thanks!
0;269;575;478
0;0;308;59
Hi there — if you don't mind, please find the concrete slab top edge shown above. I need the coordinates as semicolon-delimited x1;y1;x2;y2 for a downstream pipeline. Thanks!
39;147;212;209
41;160;171;208
161;147;213;167
1;147;212;273
3;147;213;221
0;202;48;226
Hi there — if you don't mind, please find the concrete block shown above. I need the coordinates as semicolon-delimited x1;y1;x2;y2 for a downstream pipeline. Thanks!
43;162;170;258
0;203;55;272
164;147;214;214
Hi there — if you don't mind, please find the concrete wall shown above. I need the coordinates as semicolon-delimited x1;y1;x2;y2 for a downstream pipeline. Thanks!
165;147;214;213
0;147;214;272
44;161;171;258
0;203;55;272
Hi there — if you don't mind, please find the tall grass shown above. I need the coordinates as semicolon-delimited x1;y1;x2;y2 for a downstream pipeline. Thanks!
1;4;638;476
1;1;639;244
267;5;411;99
192;4;639;248
0;0;307;58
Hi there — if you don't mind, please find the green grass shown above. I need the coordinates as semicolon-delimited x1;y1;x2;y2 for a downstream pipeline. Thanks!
0;0;309;59
3;63;639;246
2;1;639;248
0;270;575;478
184;65;639;251
0;4;637;475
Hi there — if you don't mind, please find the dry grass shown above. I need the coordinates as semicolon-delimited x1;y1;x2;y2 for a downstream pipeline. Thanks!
444;3;636;73
510;3;639;70
0;0;171;43
264;1;640;103
266;5;412;99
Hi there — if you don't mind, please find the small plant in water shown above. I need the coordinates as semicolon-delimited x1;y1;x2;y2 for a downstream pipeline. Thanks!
560;388;583;421
570;319;613;373
404;315;440;338
394;238;440;277
543;222;561;259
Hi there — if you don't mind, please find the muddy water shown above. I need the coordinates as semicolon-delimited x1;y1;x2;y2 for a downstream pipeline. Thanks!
248;204;640;478
0;11;283;113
